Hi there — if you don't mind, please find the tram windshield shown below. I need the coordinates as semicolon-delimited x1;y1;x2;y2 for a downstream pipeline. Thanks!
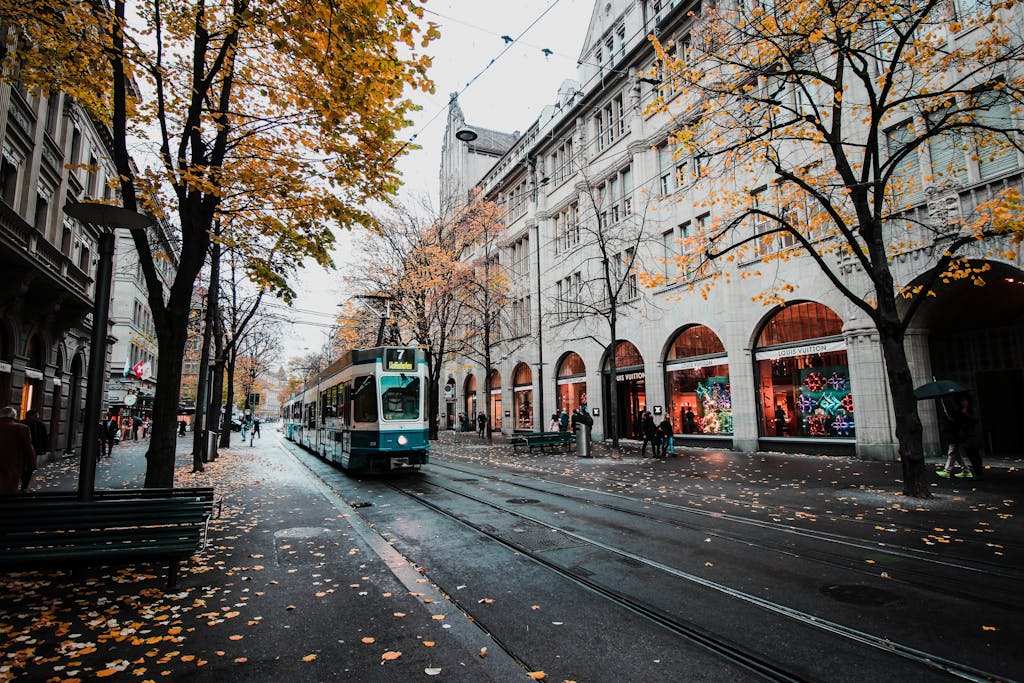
380;374;421;421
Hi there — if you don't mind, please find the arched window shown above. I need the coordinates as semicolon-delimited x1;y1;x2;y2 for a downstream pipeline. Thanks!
555;352;587;417
602;341;646;439
664;325;731;436
488;369;502;431
754;302;853;439
512;363;533;430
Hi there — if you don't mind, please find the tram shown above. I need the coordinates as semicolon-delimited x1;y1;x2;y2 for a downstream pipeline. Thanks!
282;346;429;471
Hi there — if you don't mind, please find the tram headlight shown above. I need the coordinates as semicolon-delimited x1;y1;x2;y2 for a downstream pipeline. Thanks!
397;434;408;446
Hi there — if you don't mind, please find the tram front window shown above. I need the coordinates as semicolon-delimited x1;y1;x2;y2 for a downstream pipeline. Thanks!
381;374;421;421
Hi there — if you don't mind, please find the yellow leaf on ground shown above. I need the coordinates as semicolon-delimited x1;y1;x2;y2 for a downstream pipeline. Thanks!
528;672;546;680
229;635;244;641
96;670;118;678
423;641;435;647
234;657;247;664
302;654;317;662
982;625;998;631
393;612;406;618
361;637;375;644
381;651;402;661
431;615;445;621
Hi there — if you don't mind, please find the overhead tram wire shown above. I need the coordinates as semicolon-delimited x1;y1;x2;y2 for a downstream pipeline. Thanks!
382;0;570;169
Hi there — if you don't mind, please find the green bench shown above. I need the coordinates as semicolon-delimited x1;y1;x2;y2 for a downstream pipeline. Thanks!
511;431;575;454
0;488;218;588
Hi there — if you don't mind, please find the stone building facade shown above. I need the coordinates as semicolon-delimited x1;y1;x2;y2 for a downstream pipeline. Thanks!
439;0;1024;460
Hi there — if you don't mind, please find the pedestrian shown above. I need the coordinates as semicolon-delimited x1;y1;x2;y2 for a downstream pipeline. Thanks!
937;396;974;478
559;409;569;432
23;409;49;463
548;412;560;432
178;419;187;436
133;415;142;440
477;411;487;438
101;414;118;457
241;414;252;442
958;396;984;479
143;417;152;438
1;406;36;493
253;417;261;439
640;411;657;457
683;406;697;434
659;416;675;458
774;405;787;436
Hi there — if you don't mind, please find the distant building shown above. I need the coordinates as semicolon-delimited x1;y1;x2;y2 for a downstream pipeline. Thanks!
1;79;120;459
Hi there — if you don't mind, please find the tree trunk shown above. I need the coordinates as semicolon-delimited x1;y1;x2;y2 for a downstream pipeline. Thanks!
877;326;930;497
426;350;440;441
208;315;225;461
221;350;237;448
608;312;620;449
145;319;189;487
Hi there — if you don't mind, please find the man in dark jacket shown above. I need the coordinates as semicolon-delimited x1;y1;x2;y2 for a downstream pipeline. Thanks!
1;406;36;493
101;415;119;458
640;411;657;458
23;409;49;461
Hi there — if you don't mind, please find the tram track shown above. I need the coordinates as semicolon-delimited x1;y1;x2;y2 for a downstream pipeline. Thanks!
385;473;1012;683
428;461;1024;610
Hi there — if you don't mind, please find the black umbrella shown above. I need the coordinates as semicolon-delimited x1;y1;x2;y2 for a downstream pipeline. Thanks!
913;379;969;400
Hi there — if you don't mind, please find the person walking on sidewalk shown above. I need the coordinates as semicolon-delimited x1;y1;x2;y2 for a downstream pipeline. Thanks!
477;412;487;438
640;411;657;458
253;418;261;439
1;406;36;493
23;409;49;466
659;416;675;458
101;414;118;458
938;396;978;479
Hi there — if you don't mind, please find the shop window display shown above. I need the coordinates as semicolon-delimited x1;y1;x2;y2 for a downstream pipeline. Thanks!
664;325;732;435
513;363;533;429
556;352;587;415
754;303;854;439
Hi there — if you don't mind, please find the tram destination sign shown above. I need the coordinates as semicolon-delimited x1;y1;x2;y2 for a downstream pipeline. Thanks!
385;348;415;371
754;340;846;361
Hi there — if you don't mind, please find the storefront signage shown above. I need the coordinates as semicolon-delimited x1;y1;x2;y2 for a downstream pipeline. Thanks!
667;355;727;372
556;377;586;385
616;371;645;381
754;340;846;361
0;361;11;373
24;368;43;380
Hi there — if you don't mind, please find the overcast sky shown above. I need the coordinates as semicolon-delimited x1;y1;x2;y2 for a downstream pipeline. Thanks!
274;0;593;362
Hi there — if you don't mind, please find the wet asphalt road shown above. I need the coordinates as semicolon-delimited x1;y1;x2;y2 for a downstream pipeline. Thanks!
4;430;1021;682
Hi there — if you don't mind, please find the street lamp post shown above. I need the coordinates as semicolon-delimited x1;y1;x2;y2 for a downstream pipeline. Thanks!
64;202;154;501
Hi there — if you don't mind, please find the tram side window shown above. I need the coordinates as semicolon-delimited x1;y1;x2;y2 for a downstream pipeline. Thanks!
351;376;378;423
381;375;421;420
322;385;341;419
305;402;316;429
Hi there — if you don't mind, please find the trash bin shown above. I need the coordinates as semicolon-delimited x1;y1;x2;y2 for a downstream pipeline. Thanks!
576;424;592;458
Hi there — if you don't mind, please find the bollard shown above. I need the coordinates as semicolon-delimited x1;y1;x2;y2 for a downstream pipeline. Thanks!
576;424;592;458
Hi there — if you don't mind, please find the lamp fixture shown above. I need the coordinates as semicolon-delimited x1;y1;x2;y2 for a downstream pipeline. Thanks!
455;126;478;142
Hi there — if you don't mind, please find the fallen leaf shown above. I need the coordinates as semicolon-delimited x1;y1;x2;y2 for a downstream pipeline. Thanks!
361;637;376;644
425;668;442;676
478;598;495;604
423;641;435;648
431;615;445;621
381;651;402;661
229;635;243;641
234;657;247;664
982;625;998;631
479;647;488;658
95;670;118;678
531;605;540;610
528;672;546;680
393;612;406;618
302;654;317;662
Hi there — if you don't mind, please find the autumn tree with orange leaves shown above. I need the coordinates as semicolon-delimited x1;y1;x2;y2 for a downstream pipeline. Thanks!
2;0;437;486
643;0;1024;496
347;193;506;440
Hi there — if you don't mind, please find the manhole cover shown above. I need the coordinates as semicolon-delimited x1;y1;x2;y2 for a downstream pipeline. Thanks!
506;498;540;505
351;501;374;509
821;584;904;606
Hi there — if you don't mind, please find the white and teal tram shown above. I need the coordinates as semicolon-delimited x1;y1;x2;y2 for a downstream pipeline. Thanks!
282;346;429;471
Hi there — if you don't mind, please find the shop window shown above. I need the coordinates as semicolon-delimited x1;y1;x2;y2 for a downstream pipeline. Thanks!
556;352;587;416
665;325;732;435
754;302;853;439
513;363;533;430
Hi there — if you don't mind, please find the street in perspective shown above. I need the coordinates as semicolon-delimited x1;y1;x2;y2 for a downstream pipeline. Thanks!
2;0;1024;681
1;427;1021;681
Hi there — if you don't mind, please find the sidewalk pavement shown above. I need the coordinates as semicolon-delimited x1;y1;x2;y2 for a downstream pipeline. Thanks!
1;432;519;682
